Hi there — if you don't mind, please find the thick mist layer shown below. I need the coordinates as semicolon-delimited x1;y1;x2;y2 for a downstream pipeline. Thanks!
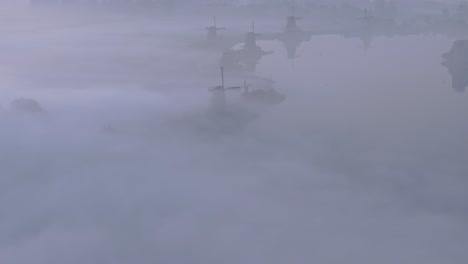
0;4;467;264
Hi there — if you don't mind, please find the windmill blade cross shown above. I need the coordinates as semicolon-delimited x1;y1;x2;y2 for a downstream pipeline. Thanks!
226;86;242;90
208;86;224;91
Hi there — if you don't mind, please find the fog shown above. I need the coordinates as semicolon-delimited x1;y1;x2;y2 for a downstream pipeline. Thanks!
0;2;467;264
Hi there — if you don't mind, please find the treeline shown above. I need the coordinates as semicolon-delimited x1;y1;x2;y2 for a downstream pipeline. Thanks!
29;0;175;6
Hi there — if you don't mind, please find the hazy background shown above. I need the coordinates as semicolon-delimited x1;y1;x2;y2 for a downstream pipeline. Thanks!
0;2;467;264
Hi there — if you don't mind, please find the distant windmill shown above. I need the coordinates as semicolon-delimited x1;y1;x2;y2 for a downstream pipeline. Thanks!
209;67;242;112
244;21;262;50
206;16;225;40
359;8;373;22
285;6;302;32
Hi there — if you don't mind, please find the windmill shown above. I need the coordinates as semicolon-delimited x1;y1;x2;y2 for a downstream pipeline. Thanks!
206;16;225;40
360;8;374;23
209;67;242;113
285;6;302;33
238;21;272;72
244;21;262;50
242;80;250;95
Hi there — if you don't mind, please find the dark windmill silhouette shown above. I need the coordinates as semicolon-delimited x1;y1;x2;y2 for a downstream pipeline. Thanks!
238;22;272;71
206;67;258;131
208;67;243;113
278;7;312;60
285;6;302;33
220;22;272;73
206;16;225;41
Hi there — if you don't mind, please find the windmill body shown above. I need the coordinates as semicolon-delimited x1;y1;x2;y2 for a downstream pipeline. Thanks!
206;67;258;132
206;16;226;41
